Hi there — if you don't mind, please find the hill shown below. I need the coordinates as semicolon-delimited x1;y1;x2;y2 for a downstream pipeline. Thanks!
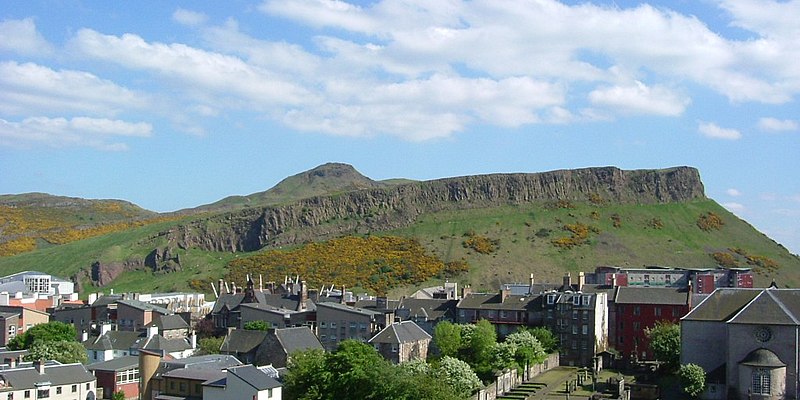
0;165;798;296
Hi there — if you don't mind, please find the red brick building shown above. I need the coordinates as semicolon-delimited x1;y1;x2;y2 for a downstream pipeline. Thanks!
87;355;140;399
610;286;691;363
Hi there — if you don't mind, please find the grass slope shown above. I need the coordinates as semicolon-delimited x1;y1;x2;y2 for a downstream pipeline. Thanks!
0;199;796;296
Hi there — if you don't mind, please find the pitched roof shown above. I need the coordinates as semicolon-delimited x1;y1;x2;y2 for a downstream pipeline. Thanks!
135;335;192;353
227;364;282;390
316;301;385;317
148;314;190;331
220;329;268;354
614;287;690;305
117;299;171;314
274;327;323;354
84;331;142;351
681;288;761;322
397;298;457;321
0;362;94;390
86;355;139;372
728;289;800;325
368;321;431;344
457;293;540;311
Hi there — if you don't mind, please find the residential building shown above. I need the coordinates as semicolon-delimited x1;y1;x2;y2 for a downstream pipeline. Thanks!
0;360;97;400
395;298;458;336
203;364;282;400
0;305;50;338
455;286;542;337
87;355;140;399
139;352;242;400
589;265;753;294
315;301;392;351
258;327;323;368
368;321;431;364
681;287;800;399
83;324;142;363
116;299;171;331
610;286;691;363
146;314;190;340
238;303;314;330
0;312;19;347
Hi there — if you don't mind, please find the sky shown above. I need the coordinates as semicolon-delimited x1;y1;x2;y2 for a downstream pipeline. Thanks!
0;0;798;254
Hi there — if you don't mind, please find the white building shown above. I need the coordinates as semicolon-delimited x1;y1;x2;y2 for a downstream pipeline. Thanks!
0;360;96;400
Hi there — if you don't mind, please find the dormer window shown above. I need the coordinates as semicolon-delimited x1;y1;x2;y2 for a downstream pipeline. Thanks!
547;294;556;305
573;295;581;305
582;295;591;306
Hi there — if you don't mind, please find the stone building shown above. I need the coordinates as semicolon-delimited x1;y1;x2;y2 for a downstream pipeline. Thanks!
368;321;431;364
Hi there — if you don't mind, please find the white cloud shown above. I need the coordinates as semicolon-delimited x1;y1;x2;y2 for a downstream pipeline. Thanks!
698;122;742;140
588;81;690;116
173;9;208;26
0;61;147;116
726;188;742;197
0;18;54;56
0;117;152;151
758;117;798;132
723;202;746;212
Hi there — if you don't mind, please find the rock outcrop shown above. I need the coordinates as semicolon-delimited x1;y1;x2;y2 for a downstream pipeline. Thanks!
168;166;705;252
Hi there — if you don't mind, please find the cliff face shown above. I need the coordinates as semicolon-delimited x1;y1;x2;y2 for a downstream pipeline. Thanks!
167;166;705;252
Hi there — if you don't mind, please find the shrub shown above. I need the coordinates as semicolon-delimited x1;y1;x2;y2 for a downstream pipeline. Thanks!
697;212;724;231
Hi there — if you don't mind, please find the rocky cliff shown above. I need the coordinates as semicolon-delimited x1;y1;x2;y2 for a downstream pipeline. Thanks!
167;166;705;252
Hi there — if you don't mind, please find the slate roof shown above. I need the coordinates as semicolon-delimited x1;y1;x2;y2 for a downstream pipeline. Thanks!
274;327;323;354
117;299;171;314
162;367;226;382
739;348;786;367
220;329;268;354
0;362;94;391
86;355;139;372
238;302;303;316
353;298;401;310
0;312;19;320
84;331;142;351
227;364;282;390
212;292;273;314
614;287;690;305
397;298;457;321
681;288;762;322
457;293;540;311
261;293;316;311
368;321;431;345
161;354;241;371
134;335;192;353
147;314;190;331
728;289;800;325
316;301;385;317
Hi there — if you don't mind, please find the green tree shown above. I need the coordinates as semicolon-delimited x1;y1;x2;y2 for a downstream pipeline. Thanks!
284;349;329;400
111;391;126;400
8;321;76;350
678;363;706;398
461;319;496;378
504;329;546;366
25;340;88;364
645;321;680;370
197;336;224;355
433;321;463;358
528;326;558;353
243;320;271;331
434;356;483;398
325;340;391;400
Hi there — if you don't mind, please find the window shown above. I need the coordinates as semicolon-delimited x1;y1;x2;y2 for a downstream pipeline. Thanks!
547;294;556;305
23;391;30;399
179;382;187;392
36;390;48;399
268;388;273;398
633;306;641;316
56;387;61;395
391;345;398;353
633;322;640;331
500;311;507;319
752;368;771;395
572;311;578;320
654;307;662;317
582;325;588;335
582;296;590;306
116;368;140;384
573;296;581;305
71;385;77;393
572;325;578;334
360;323;367;331
320;322;326;328
330;322;337;329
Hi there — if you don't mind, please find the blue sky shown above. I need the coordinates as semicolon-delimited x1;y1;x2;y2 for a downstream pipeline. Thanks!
0;1;798;254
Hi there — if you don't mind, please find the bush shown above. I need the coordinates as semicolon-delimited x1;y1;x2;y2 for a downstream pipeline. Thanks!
697;212;724;231
678;363;706;398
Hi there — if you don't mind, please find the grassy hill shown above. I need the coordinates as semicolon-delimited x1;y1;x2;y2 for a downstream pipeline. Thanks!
0;165;797;296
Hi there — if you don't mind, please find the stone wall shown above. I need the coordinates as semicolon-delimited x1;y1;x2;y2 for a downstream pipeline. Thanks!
472;352;560;400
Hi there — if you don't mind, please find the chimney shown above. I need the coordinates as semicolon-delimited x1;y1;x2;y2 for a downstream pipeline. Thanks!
578;272;585;292
376;295;388;310
88;293;98;305
146;324;158;338
81;330;88;342
9;357;15;368
529;273;535;287
100;322;112;336
259;274;263;292
190;332;197;349
563;273;572;290
218;279;225;295
462;285;473;298
500;285;511;303
34;359;44;374
610;273;617;289
340;285;347;304
298;281;308;311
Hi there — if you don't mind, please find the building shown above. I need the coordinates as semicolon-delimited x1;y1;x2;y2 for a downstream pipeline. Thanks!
0;312;20;346
610;286;692;363
315;302;392;351
681;287;800;399
589;265;753;294
83;325;142;363
87;355;140;399
139;353;242;400
395;298;458;336
0;305;50;340
116;300;171;331
0;360;97;400
238;303;314;330
455;287;541;337
368;321;431;364
146;314;191;340
255;327;323;368
203;364;282;400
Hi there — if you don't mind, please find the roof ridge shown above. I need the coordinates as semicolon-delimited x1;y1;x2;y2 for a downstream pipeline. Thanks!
767;289;800;324
728;289;766;323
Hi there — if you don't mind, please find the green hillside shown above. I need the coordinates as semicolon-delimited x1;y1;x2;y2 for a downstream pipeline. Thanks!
0;197;796;296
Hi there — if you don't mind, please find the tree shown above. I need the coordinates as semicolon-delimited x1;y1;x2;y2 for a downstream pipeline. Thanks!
243;320;271;331
325;340;391;399
434;356;483;398
284;349;329;400
111;391;126;400
678;363;706;398
196;336;224;355
433;321;463;358
461;319;496;378
194;318;217;338
645;321;680;370
25;340;88;364
528;326;558;353
8;321;76;350
504;329;546;366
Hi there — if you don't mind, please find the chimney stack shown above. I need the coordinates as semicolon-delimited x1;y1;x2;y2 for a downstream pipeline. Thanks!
340;285;347;304
461;285;473;298
100;322;112;336
34;359;44;374
563;273;572;290
578;272;585;292
298;281;308;311
500;285;511;303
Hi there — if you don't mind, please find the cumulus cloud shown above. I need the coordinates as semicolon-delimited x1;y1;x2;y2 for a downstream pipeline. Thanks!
588;81;690;116
726;188;742;197
0;18;54;56
758;117;798;132
723;202;746;212
0;61;147;116
173;9;208;26
0;117;152;151
698;122;742;140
